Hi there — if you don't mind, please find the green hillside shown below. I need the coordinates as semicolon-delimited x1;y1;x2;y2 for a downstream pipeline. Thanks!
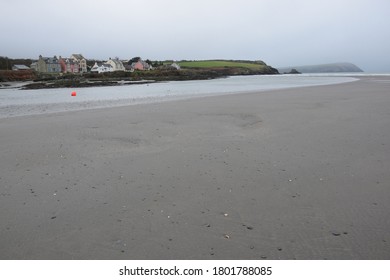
178;60;267;70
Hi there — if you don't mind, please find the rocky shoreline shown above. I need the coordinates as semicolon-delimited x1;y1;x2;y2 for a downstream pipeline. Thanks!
1;67;279;90
20;79;157;90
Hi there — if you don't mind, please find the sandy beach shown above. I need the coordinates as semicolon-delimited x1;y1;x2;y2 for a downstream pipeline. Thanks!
1;76;389;260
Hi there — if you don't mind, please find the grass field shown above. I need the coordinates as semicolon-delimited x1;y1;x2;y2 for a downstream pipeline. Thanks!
178;60;267;70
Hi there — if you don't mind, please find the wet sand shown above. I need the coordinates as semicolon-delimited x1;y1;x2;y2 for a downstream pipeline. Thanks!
1;76;390;259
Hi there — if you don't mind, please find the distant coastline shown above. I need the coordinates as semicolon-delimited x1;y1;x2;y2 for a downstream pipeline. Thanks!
1;58;367;90
0;59;279;90
277;62;363;74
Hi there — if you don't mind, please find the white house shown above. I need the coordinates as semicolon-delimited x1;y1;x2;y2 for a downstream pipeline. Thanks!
12;65;31;71
171;63;181;70
106;58;125;71
91;62;114;73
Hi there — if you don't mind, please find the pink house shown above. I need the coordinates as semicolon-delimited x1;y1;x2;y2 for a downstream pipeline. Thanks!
59;57;79;73
132;61;144;70
130;59;152;71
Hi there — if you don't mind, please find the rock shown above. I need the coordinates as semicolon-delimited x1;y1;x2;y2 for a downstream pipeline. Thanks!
286;68;301;74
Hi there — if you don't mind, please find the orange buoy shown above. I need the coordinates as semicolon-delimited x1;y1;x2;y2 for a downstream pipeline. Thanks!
71;91;77;97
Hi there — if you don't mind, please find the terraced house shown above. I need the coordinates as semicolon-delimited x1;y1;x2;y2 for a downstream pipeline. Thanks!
35;55;61;73
59;56;79;73
70;54;87;73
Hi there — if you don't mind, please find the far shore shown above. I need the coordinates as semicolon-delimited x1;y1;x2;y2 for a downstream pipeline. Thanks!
1;64;280;90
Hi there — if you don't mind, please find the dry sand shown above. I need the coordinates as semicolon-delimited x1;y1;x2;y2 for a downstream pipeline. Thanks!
1;76;390;259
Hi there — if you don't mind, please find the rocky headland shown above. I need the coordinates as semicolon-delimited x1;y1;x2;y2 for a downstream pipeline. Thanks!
0;60;279;90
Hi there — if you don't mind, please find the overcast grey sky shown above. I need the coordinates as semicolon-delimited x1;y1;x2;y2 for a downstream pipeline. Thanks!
1;0;389;72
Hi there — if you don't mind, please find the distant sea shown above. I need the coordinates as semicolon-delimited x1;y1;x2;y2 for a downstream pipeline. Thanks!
0;75;362;118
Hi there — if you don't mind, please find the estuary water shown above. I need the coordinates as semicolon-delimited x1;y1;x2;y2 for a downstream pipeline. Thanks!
0;75;357;118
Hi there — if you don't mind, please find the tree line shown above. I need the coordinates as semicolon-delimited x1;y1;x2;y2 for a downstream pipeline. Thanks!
0;57;33;70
